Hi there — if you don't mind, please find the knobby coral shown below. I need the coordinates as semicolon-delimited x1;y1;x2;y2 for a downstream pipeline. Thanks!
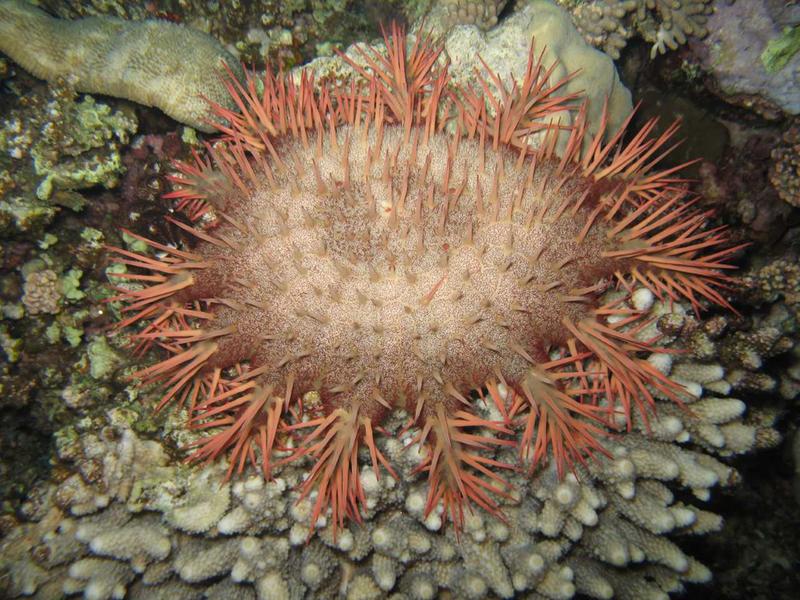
0;0;243;132
564;0;713;59
108;25;740;538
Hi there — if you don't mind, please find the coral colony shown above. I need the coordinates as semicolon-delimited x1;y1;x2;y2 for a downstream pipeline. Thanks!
108;26;740;538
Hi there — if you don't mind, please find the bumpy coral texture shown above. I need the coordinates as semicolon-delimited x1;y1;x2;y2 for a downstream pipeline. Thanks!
0;0;243;132
438;0;509;30
564;0;713;59
109;26;740;536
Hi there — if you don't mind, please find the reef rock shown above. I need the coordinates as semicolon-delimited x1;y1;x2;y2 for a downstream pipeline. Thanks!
700;0;800;116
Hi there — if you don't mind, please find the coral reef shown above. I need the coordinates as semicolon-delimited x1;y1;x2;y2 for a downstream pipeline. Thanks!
699;0;800;117
307;0;632;148
429;0;509;31
0;317;780;599
559;0;712;59
0;1;795;599
770;119;800;207
0;77;147;515
39;0;408;70
0;0;244;132
105;20;743;538
0;83;137;233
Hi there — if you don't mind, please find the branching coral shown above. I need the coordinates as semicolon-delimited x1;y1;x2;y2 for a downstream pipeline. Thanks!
562;0;713;59
434;0;509;31
107;24;740;539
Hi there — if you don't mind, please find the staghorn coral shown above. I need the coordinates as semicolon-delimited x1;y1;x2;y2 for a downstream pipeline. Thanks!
104;22;744;544
0;0;244;132
560;0;713;59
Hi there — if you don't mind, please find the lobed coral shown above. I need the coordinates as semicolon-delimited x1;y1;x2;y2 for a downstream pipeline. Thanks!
105;22;743;546
560;0;713;59
0;0;243;132
432;0;509;31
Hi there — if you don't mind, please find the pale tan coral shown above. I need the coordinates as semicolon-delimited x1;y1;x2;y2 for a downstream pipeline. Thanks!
21;269;60;315
439;0;509;30
0;0;244;132
561;0;713;59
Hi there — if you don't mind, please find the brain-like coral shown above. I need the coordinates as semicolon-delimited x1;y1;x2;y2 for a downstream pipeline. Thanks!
104;24;743;543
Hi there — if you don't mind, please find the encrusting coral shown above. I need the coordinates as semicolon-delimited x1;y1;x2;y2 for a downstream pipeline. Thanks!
0;82;137;233
0;0;243;132
769;119;800;207
105;22;744;543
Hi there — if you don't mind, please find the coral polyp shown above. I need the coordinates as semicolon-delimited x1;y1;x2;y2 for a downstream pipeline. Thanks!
108;25;740;536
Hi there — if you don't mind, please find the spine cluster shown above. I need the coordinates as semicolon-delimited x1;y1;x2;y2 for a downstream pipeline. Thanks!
108;25;741;535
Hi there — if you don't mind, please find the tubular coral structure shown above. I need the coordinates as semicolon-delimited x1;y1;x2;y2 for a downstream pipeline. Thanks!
108;25;741;537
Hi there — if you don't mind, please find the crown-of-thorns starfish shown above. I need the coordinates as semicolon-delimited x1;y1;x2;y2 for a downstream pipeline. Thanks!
107;24;743;537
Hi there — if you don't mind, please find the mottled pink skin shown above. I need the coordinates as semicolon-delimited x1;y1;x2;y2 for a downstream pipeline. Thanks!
179;126;617;421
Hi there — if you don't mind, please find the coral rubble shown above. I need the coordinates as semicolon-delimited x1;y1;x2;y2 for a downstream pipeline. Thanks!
0;83;137;234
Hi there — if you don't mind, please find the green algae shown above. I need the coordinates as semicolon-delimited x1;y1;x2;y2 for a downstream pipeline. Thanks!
0;85;137;234
86;335;122;380
761;25;800;74
60;268;84;302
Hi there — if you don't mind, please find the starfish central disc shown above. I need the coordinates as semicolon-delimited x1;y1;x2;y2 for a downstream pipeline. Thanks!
108;24;740;535
192;126;611;417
